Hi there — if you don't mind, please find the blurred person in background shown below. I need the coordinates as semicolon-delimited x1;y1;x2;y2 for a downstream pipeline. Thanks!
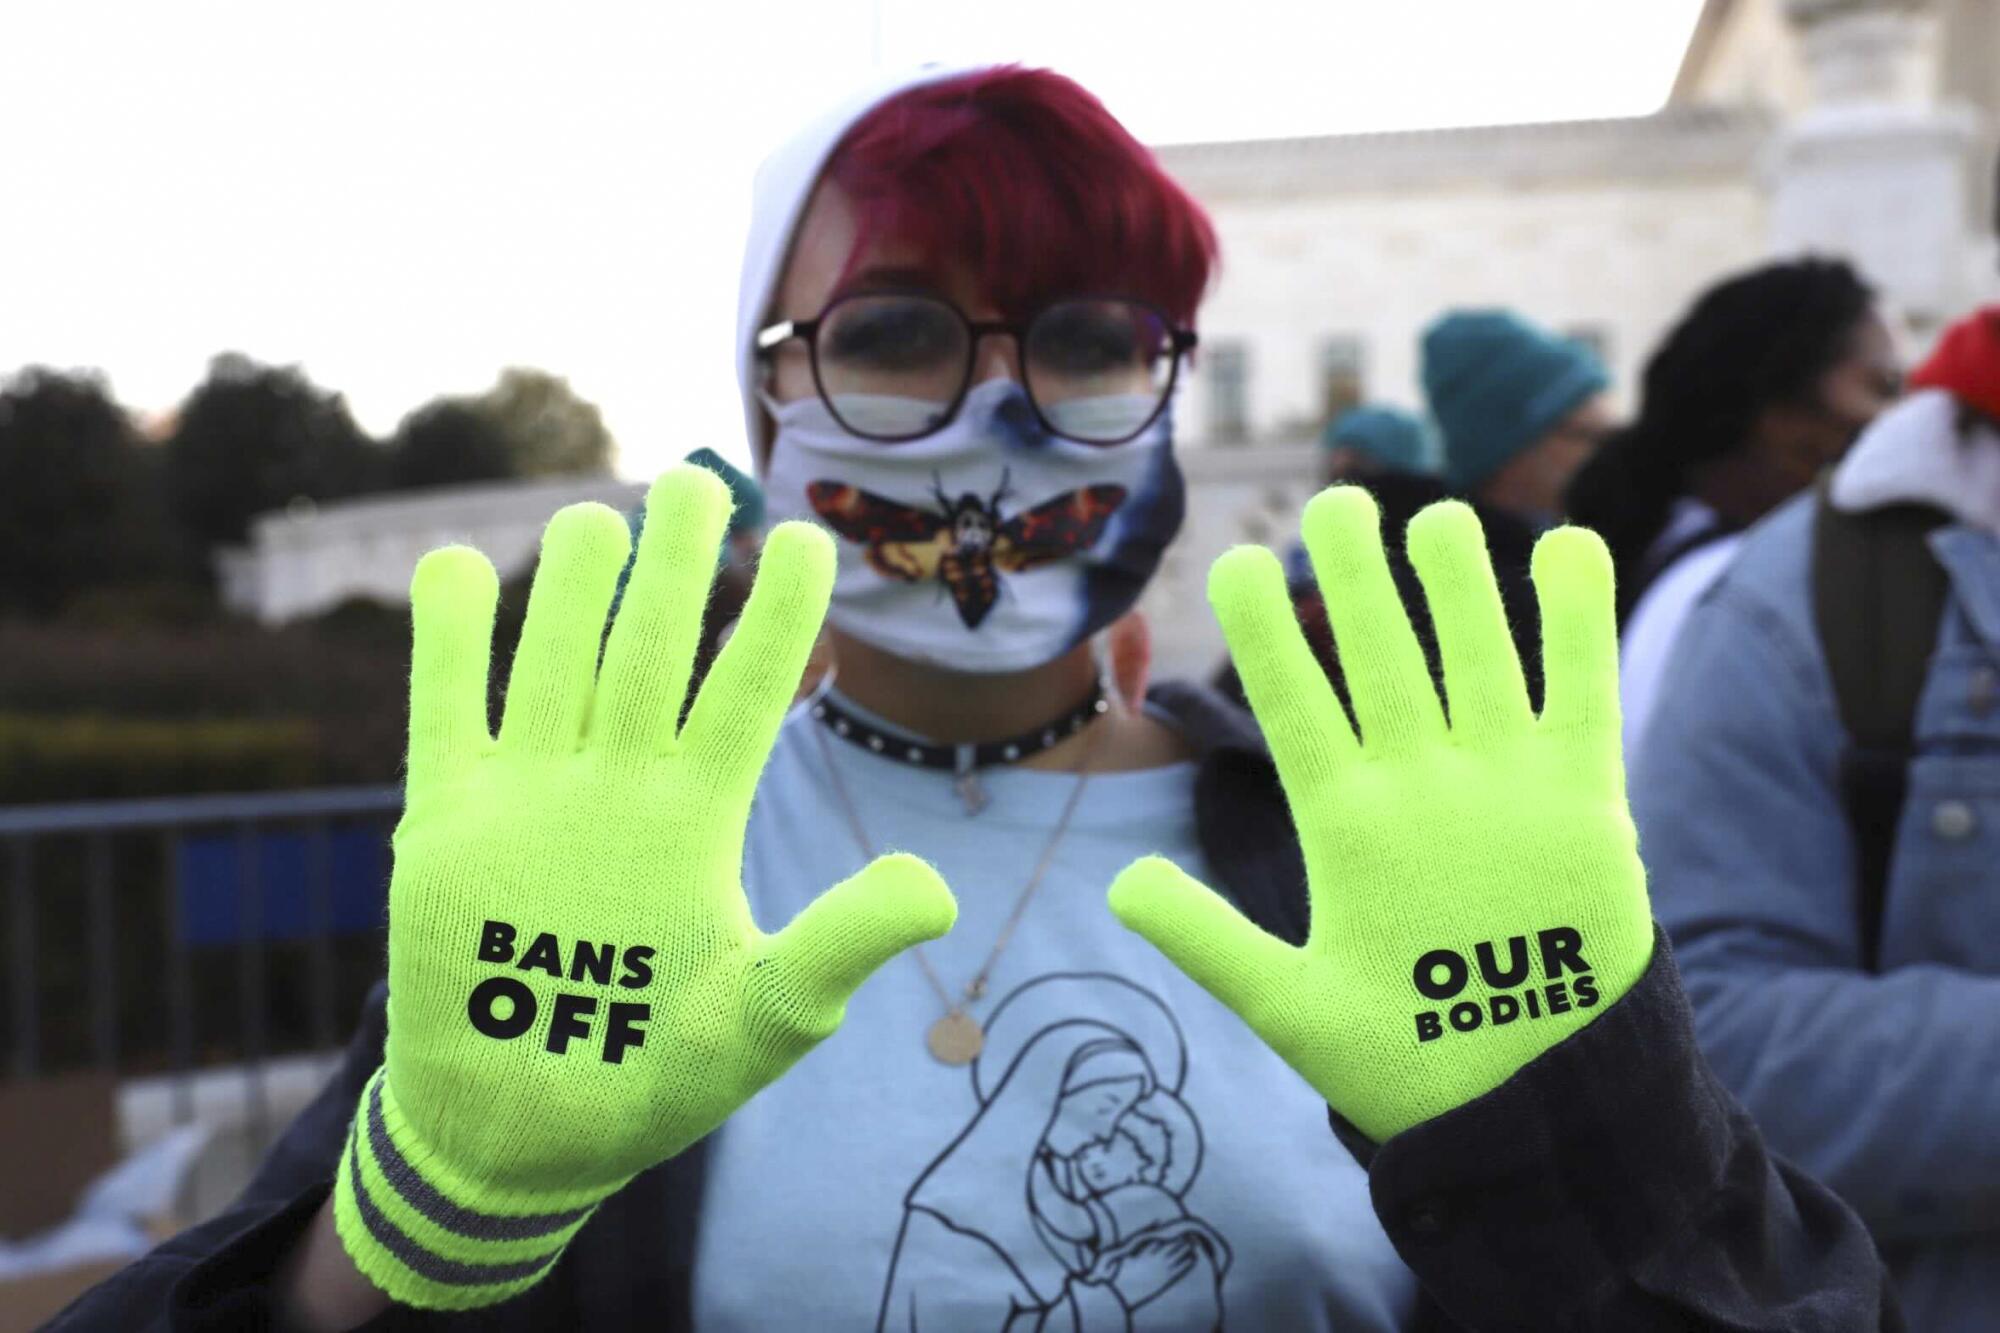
626;446;769;693
1564;258;1893;761
1421;308;1614;530
60;64;1898;1333
1633;225;2000;1330
1318;402;1434;485
1232;402;1466;706
1217;392;1542;717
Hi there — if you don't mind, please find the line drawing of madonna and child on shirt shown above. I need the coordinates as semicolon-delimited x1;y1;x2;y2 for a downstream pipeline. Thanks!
877;971;1234;1332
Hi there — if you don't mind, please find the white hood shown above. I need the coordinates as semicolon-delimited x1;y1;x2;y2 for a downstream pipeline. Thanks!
1829;387;2000;536
733;63;983;474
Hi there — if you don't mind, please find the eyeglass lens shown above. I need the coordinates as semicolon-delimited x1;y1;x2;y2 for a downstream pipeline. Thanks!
813;294;1175;443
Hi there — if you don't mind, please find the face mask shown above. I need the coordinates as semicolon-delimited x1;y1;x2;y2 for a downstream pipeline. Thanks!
763;378;1184;675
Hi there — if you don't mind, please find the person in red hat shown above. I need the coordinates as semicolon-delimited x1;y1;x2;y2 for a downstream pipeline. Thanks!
1907;305;2000;422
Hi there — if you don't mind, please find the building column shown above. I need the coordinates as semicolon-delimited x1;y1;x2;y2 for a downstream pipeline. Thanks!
1769;0;1988;335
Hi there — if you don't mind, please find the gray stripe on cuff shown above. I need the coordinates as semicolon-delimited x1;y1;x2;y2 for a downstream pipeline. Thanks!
346;1118;561;1288
365;1073;593;1241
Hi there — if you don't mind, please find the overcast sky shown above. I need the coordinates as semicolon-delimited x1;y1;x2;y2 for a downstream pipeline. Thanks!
2;0;1704;476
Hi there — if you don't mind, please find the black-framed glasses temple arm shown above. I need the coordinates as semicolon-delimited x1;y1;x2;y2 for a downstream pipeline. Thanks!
755;319;815;354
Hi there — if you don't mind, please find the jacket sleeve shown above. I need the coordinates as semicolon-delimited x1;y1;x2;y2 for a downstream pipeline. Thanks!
42;983;426;1332
1632;579;2000;1241
1334;932;1901;1332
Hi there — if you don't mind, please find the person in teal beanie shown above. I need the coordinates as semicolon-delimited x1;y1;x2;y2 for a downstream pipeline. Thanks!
621;447;766;573
615;446;767;699
1319;403;1434;484
679;446;766;548
1421;309;1614;525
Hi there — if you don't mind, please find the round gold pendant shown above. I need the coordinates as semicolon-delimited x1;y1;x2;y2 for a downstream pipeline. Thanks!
926;1011;984;1066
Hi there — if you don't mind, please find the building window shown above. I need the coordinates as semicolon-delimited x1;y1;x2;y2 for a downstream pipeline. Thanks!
1564;324;1613;368
1317;335;1366;426
1204;341;1250;444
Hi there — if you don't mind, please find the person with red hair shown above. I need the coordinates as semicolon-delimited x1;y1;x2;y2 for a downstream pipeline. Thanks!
60;65;1895;1332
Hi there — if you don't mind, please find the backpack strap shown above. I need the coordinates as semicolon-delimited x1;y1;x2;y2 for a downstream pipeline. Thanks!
1809;474;1950;971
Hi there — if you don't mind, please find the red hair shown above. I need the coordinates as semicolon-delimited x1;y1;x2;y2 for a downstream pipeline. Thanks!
824;67;1218;326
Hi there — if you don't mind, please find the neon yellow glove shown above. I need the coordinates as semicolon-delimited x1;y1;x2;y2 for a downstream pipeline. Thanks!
333;464;955;1309
1109;487;1652;1144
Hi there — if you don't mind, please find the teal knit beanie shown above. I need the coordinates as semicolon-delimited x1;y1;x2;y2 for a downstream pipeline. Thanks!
1421;310;1609;491
612;448;765;611
1321;404;1434;474
681;447;765;533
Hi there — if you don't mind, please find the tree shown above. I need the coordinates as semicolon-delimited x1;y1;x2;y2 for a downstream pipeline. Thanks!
476;368;615;477
381;368;615;494
164;354;383;552
0;368;162;616
387;398;513;490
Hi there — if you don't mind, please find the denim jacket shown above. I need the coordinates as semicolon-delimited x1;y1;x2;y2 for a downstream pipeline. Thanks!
1633;493;2000;1332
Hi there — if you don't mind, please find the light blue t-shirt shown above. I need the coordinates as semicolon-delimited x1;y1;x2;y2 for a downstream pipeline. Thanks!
692;698;1417;1331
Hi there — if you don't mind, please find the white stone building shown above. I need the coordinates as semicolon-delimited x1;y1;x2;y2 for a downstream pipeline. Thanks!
217;475;646;623
1159;0;1999;452
223;0;1997;681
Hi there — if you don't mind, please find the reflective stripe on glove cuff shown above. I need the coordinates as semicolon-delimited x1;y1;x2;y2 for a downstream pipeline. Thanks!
332;1068;606;1310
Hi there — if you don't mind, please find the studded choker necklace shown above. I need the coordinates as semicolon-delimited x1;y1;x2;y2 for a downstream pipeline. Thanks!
808;683;1107;1062
808;679;1109;813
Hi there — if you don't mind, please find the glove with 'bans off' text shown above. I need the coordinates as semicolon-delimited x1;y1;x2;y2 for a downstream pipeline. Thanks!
333;465;955;1309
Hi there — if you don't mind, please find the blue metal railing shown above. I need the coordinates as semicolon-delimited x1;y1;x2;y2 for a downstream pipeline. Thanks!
0;786;401;1147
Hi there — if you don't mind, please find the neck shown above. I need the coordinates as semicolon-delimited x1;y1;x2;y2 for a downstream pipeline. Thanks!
1687;451;1788;531
827;631;1100;743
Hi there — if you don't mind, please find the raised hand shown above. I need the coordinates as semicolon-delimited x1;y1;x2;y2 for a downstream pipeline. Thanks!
1109;487;1652;1144
334;464;955;1309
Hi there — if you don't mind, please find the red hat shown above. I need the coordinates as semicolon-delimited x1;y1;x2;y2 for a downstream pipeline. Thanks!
1909;306;2000;422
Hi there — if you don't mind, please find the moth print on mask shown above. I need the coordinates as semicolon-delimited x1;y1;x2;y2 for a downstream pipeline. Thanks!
807;472;1128;629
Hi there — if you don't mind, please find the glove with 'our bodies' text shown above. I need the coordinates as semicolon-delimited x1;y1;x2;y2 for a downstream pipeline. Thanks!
1111;488;1654;1144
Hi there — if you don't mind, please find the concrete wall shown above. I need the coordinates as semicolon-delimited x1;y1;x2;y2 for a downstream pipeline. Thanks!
218;474;645;623
214;444;1315;685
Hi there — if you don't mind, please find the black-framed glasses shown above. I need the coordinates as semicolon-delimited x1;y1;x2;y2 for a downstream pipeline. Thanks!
756;292;1198;445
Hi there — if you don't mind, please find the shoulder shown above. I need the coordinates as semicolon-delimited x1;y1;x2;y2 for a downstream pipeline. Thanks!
1707;494;1815;618
1149;678;1310;944
1667;494;1822;685
1144;679;1264;759
1641;496;1838;744
1623;535;1744;668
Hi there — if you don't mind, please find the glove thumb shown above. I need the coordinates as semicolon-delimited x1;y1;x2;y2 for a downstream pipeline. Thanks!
1108;856;1298;1025
749;853;957;1045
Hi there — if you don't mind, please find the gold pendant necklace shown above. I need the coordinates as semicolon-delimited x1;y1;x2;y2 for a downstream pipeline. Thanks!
925;1010;986;1064
810;682;1104;1066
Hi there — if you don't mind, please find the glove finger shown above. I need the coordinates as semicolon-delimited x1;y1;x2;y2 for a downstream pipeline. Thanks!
1404;501;1533;741
1107;856;1298;1028
1532;525;1621;755
1301;486;1446;753
748;853;957;1044
681;520;834;791
594;466;732;758
1209;543;1357;790
407;546;498;789
498;503;633;755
